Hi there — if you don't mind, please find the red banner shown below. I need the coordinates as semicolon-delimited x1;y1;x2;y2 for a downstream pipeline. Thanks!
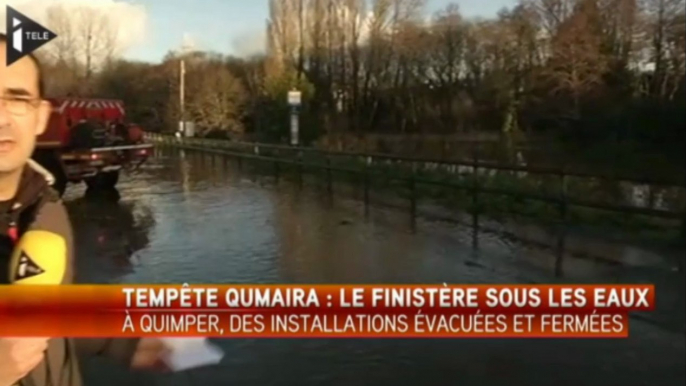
0;284;654;338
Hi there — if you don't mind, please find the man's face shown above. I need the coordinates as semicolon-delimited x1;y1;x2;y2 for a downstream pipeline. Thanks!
0;42;50;173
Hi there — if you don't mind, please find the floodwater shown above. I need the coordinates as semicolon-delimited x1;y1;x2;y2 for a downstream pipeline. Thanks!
63;146;685;386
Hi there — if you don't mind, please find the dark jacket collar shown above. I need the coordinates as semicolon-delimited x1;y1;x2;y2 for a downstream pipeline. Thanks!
7;160;55;215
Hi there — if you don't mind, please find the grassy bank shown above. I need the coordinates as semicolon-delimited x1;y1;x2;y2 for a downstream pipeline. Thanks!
325;160;683;246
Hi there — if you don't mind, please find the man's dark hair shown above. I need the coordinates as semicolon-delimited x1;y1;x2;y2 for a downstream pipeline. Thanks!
0;32;45;98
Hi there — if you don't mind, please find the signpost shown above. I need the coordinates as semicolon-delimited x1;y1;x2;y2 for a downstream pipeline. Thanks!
288;89;302;146
179;59;186;136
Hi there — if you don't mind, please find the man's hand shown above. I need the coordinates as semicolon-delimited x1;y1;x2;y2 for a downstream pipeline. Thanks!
130;338;171;372
0;337;48;386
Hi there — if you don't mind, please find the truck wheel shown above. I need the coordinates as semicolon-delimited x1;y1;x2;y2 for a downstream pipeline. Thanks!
85;171;119;191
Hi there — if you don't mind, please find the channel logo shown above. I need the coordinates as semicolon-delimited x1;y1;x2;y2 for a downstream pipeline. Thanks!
5;6;57;66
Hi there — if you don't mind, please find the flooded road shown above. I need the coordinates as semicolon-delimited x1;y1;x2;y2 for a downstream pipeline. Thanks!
65;147;685;386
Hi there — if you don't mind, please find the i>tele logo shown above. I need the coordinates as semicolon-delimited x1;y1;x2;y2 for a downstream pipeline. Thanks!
14;251;45;281
5;5;57;66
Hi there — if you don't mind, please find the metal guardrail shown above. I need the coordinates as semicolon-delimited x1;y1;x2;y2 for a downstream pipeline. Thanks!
90;143;154;152
154;134;684;187
146;133;685;223
147;133;686;277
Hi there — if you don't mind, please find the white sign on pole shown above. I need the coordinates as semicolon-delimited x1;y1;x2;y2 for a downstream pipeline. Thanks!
290;113;299;146
288;90;302;106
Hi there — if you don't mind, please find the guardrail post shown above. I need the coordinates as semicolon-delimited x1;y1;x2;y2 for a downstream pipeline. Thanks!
364;156;371;218
679;214;685;272
274;160;280;183
471;151;480;251
555;172;568;278
326;156;333;196
297;151;303;189
409;162;417;232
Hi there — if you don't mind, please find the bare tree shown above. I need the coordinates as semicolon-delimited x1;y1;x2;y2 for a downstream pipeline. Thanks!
345;0;366;123
267;0;300;69
44;5;78;66
40;3;121;94
640;0;686;99
545;1;608;117
526;0;578;35
185;60;248;135
75;6;118;82
597;0;639;66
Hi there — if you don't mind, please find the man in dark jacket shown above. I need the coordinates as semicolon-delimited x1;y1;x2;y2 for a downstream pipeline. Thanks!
0;34;168;386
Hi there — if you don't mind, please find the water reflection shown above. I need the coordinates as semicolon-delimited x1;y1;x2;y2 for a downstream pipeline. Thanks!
272;191;440;283
65;187;155;284
72;148;684;386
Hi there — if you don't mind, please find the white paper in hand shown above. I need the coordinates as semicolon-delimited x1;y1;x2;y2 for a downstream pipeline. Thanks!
158;338;224;372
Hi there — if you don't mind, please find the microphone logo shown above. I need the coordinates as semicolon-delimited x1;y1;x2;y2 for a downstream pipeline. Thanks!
5;5;58;66
14;251;45;281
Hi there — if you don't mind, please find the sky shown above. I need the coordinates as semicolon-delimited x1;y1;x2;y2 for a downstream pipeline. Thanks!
1;0;517;63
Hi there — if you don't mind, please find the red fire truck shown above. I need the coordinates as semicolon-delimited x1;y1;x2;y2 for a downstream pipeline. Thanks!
31;97;153;196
